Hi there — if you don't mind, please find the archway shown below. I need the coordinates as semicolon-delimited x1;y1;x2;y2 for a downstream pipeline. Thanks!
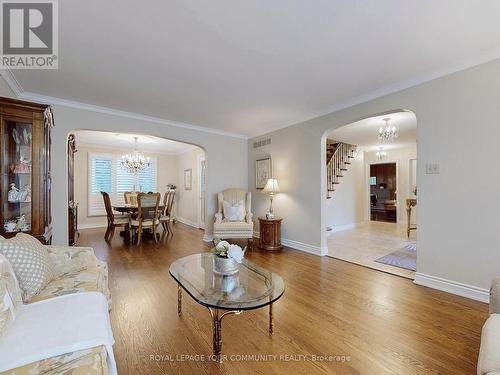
320;109;418;277
65;130;208;244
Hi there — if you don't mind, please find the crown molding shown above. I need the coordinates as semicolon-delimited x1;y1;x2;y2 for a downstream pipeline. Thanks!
17;91;248;139
77;141;194;156
0;71;248;140
0;68;24;97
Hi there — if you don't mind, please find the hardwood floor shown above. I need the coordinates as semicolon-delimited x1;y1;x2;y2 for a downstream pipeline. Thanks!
79;223;488;374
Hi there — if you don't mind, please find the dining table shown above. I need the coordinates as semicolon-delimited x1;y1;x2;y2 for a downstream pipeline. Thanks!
112;203;165;215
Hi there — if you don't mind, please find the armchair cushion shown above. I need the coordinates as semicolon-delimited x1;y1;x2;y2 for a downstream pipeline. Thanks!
214;220;254;232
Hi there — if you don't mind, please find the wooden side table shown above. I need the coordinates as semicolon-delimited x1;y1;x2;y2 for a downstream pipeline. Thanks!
259;217;282;251
406;198;417;238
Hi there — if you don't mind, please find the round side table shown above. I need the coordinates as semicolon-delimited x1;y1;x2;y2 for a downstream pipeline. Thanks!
258;216;283;251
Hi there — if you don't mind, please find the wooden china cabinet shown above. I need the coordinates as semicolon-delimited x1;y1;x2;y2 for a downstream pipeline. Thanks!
0;97;53;244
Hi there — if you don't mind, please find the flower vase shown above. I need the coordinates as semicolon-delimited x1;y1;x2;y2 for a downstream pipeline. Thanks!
213;256;239;275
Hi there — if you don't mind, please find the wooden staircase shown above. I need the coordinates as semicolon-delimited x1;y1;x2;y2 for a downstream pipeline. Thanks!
326;140;357;198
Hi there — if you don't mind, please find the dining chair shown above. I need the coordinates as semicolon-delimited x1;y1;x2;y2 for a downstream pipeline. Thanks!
101;191;129;242
124;191;132;204
160;190;176;237
129;192;161;245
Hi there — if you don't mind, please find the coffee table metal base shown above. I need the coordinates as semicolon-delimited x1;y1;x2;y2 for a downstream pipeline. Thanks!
177;285;274;362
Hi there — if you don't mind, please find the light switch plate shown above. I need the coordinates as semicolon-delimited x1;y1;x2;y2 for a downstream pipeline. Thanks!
425;163;440;174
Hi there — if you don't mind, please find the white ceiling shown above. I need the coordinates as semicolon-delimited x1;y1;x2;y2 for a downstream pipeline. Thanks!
10;1;500;138
327;111;416;152
74;130;196;154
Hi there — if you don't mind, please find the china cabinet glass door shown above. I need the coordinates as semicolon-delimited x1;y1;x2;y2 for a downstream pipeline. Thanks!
2;120;33;234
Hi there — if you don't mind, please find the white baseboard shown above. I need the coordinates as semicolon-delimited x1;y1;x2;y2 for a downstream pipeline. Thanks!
78;223;107;230
414;272;489;303
254;231;327;256
176;217;200;229
281;238;328;256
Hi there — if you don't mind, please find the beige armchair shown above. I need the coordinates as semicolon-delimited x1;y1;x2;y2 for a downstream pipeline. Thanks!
213;188;254;248
478;277;500;375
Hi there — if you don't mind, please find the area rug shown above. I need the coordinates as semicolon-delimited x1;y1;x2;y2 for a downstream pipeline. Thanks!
375;244;417;271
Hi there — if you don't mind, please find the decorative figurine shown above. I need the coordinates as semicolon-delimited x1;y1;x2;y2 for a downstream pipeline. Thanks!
16;214;28;231
13;157;31;174
3;220;16;232
20;185;31;202
8;184;19;202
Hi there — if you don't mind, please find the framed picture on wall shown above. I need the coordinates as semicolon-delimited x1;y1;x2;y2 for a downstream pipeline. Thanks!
255;158;271;189
184;169;192;190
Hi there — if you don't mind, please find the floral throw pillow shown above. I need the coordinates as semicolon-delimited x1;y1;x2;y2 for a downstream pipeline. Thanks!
0;234;55;302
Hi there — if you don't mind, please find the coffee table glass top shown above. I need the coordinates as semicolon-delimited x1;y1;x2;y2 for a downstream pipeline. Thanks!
169;253;285;310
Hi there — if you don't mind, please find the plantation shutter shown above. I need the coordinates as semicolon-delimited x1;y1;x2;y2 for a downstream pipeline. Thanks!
137;158;157;193
88;154;113;216
116;161;136;205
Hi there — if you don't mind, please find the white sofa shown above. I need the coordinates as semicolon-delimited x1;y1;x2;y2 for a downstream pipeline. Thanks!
478;277;500;375
0;236;115;375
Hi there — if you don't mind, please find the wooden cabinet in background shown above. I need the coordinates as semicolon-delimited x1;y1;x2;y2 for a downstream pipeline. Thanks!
0;97;53;243
259;216;282;251
67;133;78;246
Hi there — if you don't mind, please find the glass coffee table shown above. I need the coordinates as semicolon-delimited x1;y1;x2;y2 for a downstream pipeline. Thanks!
169;253;285;362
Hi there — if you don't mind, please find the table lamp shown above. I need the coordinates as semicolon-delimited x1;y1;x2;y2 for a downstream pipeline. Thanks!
263;178;280;219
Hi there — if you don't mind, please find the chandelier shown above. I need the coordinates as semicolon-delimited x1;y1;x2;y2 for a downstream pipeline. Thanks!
376;147;387;160
121;137;150;174
378;118;397;141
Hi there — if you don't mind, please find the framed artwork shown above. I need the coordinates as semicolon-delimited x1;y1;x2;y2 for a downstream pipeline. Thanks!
255;158;271;189
184;169;192;190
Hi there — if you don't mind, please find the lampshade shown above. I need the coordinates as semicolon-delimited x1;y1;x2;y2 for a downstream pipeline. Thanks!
263;178;280;193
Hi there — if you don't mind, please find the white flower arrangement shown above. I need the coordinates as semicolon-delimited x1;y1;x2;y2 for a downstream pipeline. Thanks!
213;241;245;263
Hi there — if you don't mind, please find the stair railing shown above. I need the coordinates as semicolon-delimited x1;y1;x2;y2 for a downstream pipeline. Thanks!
326;142;357;195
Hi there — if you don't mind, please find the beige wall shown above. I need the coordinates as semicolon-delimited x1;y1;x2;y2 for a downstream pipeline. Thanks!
74;143;179;228
2;57;500;298
326;152;366;230
364;144;417;223
248;58;500;296
0;77;248;244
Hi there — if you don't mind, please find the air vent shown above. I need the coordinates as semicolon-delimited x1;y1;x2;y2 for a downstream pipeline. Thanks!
253;138;271;148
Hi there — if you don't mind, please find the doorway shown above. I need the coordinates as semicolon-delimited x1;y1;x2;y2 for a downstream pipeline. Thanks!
369;162;397;223
324;110;417;279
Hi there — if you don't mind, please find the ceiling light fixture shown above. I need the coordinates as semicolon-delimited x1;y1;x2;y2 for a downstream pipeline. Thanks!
376;147;387;160
378;118;397;142
121;137;150;175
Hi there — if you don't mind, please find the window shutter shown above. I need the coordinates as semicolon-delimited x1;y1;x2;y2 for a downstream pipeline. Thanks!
88;155;113;216
137;157;157;192
116;160;136;205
